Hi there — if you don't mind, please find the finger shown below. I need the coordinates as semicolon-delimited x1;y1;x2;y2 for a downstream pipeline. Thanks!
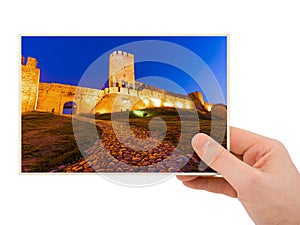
192;133;255;189
176;175;199;182
182;177;237;198
230;127;270;155
231;152;243;161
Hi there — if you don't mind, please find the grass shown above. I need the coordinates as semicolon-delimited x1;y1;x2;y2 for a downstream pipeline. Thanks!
91;107;227;148
81;107;227;148
90;107;211;121
21;112;102;172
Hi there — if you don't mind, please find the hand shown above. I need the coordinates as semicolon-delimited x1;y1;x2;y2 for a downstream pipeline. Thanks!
177;127;300;225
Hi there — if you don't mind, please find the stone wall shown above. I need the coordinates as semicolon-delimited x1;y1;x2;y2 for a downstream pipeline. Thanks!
37;82;105;114
36;82;201;115
93;87;196;114
188;91;206;111
21;55;210;115
21;57;40;112
94;93;141;114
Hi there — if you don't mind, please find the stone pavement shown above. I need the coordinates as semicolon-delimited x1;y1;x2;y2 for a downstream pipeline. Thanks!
58;116;208;173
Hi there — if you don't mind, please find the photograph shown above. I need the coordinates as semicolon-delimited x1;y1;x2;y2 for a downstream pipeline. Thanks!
21;35;228;173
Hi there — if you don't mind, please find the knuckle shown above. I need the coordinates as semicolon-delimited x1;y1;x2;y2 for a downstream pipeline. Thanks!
209;146;229;168
268;138;285;150
266;138;288;157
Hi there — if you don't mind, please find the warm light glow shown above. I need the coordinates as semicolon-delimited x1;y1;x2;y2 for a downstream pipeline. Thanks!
185;103;192;109
206;105;212;112
122;99;130;104
150;98;162;107
175;101;183;108
143;99;150;106
163;102;173;107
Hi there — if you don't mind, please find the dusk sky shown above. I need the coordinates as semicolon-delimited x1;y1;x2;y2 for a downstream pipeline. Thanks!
21;36;227;103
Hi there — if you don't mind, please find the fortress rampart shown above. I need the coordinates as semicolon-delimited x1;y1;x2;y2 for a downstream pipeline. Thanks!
21;52;211;115
36;82;105;114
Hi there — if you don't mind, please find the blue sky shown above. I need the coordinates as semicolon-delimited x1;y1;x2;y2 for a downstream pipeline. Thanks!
21;36;227;103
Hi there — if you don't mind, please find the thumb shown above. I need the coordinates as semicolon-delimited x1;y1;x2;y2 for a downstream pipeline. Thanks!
192;133;254;188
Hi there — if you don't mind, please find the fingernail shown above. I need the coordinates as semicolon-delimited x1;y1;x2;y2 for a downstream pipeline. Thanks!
193;135;222;166
191;134;200;149
191;133;210;155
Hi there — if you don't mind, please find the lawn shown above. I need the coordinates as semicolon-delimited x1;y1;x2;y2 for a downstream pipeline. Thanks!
21;112;102;172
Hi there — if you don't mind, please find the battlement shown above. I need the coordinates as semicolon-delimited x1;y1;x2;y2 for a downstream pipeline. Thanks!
110;50;134;58
21;54;210;115
22;56;38;68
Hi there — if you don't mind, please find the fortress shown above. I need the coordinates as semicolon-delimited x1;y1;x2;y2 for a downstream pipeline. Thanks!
21;51;212;115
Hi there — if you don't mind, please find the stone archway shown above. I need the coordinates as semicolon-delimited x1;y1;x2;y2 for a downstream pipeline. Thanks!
62;101;77;115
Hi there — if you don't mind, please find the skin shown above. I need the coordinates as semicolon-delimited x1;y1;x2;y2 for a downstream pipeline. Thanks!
177;127;300;225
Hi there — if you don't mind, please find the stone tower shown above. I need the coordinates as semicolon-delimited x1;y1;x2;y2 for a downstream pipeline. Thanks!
21;56;40;112
109;51;135;89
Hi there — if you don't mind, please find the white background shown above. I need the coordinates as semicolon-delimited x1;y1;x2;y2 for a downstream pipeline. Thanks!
1;1;300;224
